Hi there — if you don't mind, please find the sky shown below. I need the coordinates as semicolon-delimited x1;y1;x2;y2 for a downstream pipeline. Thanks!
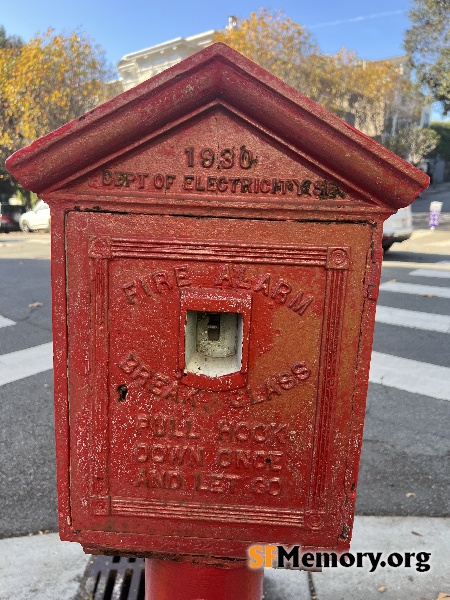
3;0;443;118
2;0;412;68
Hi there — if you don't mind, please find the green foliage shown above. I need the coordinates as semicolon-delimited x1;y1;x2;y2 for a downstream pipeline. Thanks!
430;121;450;161
384;125;440;165
13;186;39;208
0;171;15;202
0;25;23;49
404;0;450;114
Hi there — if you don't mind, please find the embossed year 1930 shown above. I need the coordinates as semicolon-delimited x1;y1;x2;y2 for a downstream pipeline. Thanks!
184;146;257;170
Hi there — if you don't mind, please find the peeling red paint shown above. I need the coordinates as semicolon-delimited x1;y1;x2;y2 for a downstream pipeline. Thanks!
6;43;428;564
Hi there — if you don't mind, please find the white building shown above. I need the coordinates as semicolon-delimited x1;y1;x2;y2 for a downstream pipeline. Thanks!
110;26;431;144
116;30;215;91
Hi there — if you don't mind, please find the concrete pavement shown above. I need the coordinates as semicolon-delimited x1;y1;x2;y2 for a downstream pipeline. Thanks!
0;516;448;600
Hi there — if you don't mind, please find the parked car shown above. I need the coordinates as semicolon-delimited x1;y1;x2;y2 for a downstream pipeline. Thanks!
0;203;26;232
19;200;51;232
382;206;413;252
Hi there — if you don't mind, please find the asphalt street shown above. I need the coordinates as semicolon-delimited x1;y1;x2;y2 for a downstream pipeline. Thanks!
0;189;449;538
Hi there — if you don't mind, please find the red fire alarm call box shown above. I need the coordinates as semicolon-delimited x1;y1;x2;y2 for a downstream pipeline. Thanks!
6;44;428;560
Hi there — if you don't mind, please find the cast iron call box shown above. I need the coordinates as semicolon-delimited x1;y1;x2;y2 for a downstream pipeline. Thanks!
7;44;428;560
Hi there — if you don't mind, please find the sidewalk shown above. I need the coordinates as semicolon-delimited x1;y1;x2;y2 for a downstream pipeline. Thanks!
0;516;448;600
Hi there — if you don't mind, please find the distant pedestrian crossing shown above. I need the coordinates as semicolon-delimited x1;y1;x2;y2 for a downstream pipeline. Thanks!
410;269;450;279
375;306;450;333
0;261;449;401
373;261;450;401
379;281;450;298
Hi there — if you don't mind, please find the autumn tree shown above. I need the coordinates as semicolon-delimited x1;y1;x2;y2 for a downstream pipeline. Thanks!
0;28;115;202
303;50;423;138
404;0;450;114
1;28;114;143
214;9;425;143
0;27;24;200
350;58;425;142
214;9;321;99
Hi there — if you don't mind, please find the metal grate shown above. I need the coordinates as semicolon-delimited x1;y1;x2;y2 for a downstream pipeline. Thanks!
75;555;145;600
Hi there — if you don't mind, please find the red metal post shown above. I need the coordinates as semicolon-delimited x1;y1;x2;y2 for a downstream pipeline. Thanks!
145;558;263;600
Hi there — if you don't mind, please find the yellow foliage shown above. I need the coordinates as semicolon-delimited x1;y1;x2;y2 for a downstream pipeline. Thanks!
214;9;424;138
0;27;114;157
215;9;319;98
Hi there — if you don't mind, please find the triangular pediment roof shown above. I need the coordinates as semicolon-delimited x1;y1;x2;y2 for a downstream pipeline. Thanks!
7;43;428;209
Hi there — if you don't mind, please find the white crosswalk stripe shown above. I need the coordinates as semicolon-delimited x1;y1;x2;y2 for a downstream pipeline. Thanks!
0;263;448;402
375;305;450;333
0;341;447;402
371;263;450;399
0;343;53;386
370;351;450;402
410;269;450;279
0;315;15;328
2;341;446;402
379;281;450;298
